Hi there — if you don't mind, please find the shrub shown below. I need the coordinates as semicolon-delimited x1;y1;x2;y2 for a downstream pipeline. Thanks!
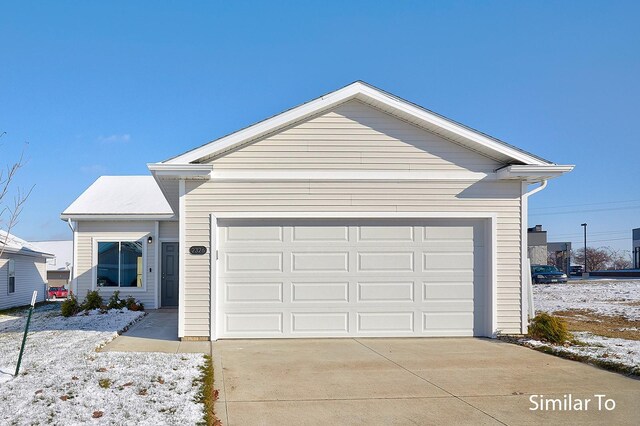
82;290;103;311
61;293;81;317
528;313;572;344
98;378;111;389
107;291;127;310
125;296;144;311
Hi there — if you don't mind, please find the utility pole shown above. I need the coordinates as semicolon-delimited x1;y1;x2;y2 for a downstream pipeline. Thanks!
581;223;588;277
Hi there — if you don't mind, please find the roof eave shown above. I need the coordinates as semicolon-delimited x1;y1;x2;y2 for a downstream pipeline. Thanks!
59;213;175;221
496;164;575;182
162;81;552;166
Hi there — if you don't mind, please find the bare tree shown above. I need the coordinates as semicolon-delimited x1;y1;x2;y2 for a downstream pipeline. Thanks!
609;248;632;270
572;247;611;272
0;132;34;257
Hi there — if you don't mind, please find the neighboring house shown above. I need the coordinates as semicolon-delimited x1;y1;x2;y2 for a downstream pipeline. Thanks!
527;225;547;265
31;240;73;288
0;231;52;310
547;241;571;274
633;228;640;269
61;81;573;340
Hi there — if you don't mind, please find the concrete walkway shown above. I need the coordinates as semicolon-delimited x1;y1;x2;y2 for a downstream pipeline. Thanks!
212;338;640;425
100;309;210;354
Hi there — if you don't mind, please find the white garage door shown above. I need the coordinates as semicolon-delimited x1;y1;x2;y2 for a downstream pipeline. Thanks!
216;219;487;338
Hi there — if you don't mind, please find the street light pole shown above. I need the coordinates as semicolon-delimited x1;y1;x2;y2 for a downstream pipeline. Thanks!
581;223;588;276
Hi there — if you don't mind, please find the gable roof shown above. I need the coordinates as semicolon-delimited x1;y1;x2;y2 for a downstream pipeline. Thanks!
0;230;53;258
159;81;554;166
31;240;73;270
61;176;174;220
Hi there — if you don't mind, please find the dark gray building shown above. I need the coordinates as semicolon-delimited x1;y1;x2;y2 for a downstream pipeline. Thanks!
548;241;571;274
634;228;640;269
527;225;547;265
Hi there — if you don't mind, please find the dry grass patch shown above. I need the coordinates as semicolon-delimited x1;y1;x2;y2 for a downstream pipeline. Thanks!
554;309;640;340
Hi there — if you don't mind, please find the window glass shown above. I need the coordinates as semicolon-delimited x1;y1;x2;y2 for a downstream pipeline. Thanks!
120;241;143;287
97;241;143;288
8;258;15;294
97;242;119;287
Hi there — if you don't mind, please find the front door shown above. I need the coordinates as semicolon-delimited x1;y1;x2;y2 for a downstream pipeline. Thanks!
161;242;179;307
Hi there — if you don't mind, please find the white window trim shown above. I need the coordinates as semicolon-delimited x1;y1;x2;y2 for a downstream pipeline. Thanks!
91;237;147;292
207;211;498;341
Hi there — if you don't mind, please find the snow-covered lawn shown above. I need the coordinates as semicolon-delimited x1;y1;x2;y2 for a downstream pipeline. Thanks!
534;280;640;320
0;304;205;425
529;280;640;375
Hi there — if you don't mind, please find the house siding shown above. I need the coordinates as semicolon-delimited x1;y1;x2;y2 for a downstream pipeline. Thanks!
0;253;47;310
75;221;157;309
159;221;179;240
183;179;522;337
204;100;502;172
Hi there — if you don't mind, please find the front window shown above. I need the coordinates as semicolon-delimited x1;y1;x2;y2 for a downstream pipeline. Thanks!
97;241;143;288
7;258;15;294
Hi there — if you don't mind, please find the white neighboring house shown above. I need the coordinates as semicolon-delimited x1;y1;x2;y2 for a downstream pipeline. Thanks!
61;81;573;340
0;231;52;310
31;240;73;289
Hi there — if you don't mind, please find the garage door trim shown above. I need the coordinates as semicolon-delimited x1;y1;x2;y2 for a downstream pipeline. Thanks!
209;212;498;340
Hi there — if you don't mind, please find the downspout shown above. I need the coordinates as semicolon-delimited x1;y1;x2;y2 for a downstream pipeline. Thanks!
67;219;76;295
521;180;547;333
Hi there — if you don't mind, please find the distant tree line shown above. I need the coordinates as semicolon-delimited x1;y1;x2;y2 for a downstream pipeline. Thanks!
566;247;633;271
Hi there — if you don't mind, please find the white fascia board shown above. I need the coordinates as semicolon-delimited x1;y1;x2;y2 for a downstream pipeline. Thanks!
496;164;574;181
147;163;213;178
164;82;551;166
210;170;494;181
59;214;175;220
1;248;54;259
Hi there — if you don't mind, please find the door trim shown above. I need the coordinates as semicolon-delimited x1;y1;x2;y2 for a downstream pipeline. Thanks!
209;212;498;341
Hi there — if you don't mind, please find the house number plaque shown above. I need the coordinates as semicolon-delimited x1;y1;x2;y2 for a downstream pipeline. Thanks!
189;246;207;255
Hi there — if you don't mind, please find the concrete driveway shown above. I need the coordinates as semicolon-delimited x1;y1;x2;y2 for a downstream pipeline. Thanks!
213;338;640;425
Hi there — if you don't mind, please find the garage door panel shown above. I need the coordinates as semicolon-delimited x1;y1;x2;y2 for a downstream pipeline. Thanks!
291;312;349;333
225;252;283;272
225;282;283;303
423;252;473;270
225;313;283;334
358;252;414;272
357;226;415;242
423;312;474;333
291;282;349;302
225;226;283;242
423;282;473;299
292;226;348;241
217;219;487;338
292;252;349;271
357;281;414;302
357;312;415;333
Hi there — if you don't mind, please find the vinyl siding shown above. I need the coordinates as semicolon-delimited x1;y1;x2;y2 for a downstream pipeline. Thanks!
0;253;47;310
159;221;179;240
184;180;522;336
75;221;158;309
205;100;502;173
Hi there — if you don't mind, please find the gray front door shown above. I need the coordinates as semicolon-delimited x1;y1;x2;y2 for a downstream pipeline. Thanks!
161;242;179;307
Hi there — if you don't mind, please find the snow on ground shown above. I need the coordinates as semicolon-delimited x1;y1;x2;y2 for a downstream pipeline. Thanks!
0;304;204;425
531;280;640;374
525;332;640;375
534;280;640;320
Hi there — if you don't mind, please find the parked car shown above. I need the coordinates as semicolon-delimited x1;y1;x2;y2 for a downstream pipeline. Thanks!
570;265;583;276
531;265;568;284
48;287;68;299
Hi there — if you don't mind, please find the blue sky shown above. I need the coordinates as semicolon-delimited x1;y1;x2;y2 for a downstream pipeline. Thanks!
1;1;639;253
